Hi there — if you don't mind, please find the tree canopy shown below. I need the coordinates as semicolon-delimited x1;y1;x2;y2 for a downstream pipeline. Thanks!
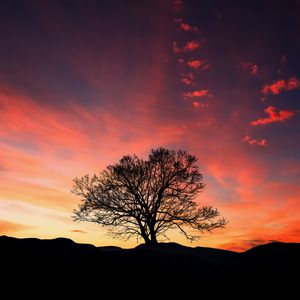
72;148;227;245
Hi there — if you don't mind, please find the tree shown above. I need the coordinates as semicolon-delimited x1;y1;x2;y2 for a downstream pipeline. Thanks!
72;148;227;245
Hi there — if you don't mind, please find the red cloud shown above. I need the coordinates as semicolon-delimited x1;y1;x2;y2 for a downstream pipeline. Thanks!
287;76;300;89
251;65;259;75
180;72;194;85
261;77;300;95
179;22;199;32
237;62;259;75
183;40;201;52
188;60;201;69
193;101;200;108
262;80;286;95
250;106;295;126
242;135;268;147
0;93;90;151
182;89;211;98
0;219;33;234
187;59;209;70
172;41;181;54
172;40;201;54
0;85;186;213
181;78;192;85
71;229;87;234
192;101;207;109
201;63;210;71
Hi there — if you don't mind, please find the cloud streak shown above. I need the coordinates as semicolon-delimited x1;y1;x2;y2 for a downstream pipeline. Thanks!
262;77;300;95
178;22;199;32
237;61;259;75
0;220;34;234
172;40;201;54
241;135;267;147
180;72;195;85
250;106;295;126
187;59;209;70
183;40;201;52
71;229;87;234
182;89;211;98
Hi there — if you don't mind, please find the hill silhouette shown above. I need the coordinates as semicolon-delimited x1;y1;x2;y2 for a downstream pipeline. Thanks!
1;236;299;295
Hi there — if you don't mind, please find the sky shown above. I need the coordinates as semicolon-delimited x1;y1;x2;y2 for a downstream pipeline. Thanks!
0;0;299;251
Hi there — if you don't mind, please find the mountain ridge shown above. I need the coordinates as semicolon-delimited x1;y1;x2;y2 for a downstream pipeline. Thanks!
1;235;299;294
3;234;298;253
1;235;299;263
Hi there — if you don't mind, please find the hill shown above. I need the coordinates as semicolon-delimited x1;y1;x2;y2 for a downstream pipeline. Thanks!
1;236;299;295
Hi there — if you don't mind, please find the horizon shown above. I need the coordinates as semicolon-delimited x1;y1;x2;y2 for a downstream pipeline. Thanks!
0;0;299;252
1;234;292;253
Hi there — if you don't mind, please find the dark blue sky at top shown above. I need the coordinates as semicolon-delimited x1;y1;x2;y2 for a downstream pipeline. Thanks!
0;0;299;149
0;1;169;106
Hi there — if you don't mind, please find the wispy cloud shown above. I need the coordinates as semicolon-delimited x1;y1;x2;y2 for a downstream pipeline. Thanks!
172;41;182;54
180;72;194;85
287;77;300;90
71;229;87;234
261;77;300;95
241;135;268;147
172;40;201;54
192;101;207;109
237;61;259;75
183;40;201;52
178;22;199;32
0;219;34;234
219;239;278;252
182;89;211;98
0;85;185;213
262;80;286;95
250;106;295;126
187;60;202;69
187;59;209;70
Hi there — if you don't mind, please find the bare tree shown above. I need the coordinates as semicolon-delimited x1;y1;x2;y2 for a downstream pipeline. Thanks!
72;148;227;245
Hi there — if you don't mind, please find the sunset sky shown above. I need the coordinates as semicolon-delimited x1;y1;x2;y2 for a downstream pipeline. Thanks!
0;0;299;251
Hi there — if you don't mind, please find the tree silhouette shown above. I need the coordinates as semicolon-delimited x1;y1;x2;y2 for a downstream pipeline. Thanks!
72;148;227;245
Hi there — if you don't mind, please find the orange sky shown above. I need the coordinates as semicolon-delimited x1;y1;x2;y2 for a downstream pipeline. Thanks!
0;0;299;251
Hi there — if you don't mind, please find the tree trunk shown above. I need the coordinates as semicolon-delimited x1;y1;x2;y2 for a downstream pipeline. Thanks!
142;233;157;246
149;225;158;246
139;219;158;246
142;235;151;245
140;231;158;246
137;218;151;245
149;236;158;246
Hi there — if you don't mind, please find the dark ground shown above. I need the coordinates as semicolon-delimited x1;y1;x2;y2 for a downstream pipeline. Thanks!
1;236;299;296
